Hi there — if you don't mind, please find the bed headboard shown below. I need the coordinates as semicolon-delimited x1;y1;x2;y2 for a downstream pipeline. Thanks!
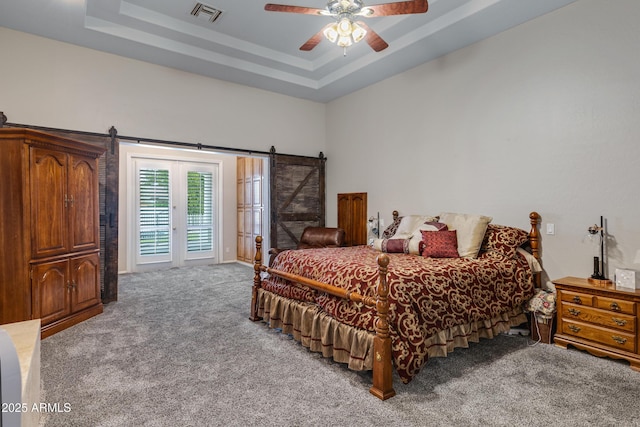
387;210;542;283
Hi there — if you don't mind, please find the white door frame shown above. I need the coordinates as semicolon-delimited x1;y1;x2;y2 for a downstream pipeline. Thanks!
126;151;222;272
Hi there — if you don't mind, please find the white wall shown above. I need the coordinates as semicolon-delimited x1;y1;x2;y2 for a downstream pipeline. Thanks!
325;0;640;284
0;28;325;158
0;27;325;267
3;0;640;284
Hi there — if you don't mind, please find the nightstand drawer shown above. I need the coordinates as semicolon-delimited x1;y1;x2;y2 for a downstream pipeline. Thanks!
562;303;636;333
596;296;636;315
560;290;594;307
561;320;636;352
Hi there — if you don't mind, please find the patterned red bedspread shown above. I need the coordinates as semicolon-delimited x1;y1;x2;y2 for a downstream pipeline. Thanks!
262;245;535;383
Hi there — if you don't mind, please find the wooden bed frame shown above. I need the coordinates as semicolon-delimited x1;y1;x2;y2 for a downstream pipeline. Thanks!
249;211;541;400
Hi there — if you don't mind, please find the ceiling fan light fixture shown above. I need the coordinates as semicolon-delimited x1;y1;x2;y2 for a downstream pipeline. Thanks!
323;24;339;43
337;35;352;47
351;22;366;43
358;7;374;17
324;17;366;47
337;17;352;37
266;0;428;53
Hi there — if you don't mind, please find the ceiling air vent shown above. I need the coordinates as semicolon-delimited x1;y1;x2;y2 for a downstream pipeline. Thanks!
191;3;223;23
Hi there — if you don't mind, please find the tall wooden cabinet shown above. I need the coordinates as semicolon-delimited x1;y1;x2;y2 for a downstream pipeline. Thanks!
237;157;264;263
0;129;105;337
337;192;367;246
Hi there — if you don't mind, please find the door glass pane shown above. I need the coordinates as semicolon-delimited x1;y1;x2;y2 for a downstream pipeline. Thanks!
138;168;170;256
186;171;213;253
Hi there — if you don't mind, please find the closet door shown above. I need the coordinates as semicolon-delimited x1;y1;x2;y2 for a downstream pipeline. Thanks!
337;192;367;246
237;157;264;263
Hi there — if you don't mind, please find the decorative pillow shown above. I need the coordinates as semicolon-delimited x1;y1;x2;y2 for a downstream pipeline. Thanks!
409;221;448;255
481;224;529;259
438;212;492;258
391;215;439;239
421;230;459;258
381;216;403;239
371;238;410;253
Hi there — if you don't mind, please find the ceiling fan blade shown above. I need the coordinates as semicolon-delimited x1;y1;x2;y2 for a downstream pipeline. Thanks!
356;22;389;52
365;0;428;17
300;24;332;51
265;4;326;15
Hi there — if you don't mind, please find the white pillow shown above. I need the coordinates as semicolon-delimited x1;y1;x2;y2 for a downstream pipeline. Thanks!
438;212;492;258
391;215;438;239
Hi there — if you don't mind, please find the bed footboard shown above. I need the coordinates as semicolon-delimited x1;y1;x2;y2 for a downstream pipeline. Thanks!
249;236;396;400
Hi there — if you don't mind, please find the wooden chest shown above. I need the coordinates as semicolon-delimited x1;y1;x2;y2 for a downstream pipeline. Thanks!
554;276;640;371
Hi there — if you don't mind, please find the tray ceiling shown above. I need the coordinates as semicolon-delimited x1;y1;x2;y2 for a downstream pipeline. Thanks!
0;0;576;103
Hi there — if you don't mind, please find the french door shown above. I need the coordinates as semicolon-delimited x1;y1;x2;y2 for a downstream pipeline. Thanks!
134;158;218;271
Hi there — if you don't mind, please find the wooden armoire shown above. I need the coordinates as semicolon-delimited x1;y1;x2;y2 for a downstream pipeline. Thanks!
337;192;367;246
0;129;105;337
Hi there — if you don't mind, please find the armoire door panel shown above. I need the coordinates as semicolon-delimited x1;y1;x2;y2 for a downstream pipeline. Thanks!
68;155;99;252
70;252;101;312
30;147;68;258
32;259;70;324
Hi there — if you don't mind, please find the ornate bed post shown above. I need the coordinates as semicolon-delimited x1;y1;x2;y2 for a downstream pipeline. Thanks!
249;235;263;321
529;212;542;287
370;253;396;400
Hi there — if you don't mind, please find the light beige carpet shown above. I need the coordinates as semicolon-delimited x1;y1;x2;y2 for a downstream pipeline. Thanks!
39;263;640;426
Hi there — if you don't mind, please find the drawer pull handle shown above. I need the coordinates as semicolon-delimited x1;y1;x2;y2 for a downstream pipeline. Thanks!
568;308;581;316
612;336;627;345
572;296;582;304
568;325;581;333
610;302;621;311
612;317;627;327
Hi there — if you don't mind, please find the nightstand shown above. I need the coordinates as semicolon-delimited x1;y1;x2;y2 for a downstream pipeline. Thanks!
553;276;640;371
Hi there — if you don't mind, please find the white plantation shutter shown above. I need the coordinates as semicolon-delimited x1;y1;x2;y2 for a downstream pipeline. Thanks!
186;170;213;253
132;157;218;270
137;167;171;261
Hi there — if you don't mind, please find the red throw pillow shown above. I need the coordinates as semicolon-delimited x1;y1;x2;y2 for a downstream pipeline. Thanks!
480;224;529;258
421;230;459;258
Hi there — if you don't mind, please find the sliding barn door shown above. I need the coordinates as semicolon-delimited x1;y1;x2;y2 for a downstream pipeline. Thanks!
270;152;326;250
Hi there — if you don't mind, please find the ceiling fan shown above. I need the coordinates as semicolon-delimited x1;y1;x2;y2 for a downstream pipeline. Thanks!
264;0;429;53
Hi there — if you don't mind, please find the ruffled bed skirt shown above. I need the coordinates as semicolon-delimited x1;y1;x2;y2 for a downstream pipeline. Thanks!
256;288;528;374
